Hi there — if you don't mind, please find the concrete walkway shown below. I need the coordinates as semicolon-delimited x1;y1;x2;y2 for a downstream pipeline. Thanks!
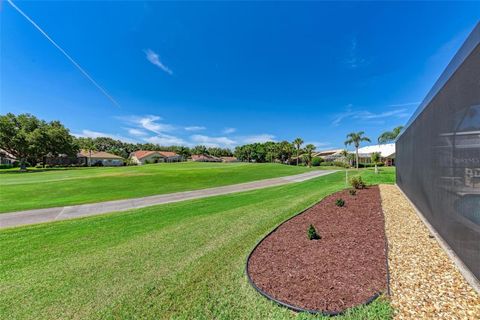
0;170;337;229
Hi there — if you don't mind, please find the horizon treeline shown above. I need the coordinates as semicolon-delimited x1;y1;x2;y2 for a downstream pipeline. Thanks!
0;113;313;165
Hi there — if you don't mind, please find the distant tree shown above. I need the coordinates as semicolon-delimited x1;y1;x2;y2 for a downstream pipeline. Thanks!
0;113;77;170
83;138;97;167
264;141;279;163
293;138;304;166
243;145;254;162
339;149;350;167
345;131;371;169
303;144;316;167
378;126;403;144
175;146;191;159
370;151;381;174
279;140;294;164
191;145;208;155
42;120;78;165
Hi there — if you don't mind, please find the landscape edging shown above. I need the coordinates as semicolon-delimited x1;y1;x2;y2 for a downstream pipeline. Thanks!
245;184;390;316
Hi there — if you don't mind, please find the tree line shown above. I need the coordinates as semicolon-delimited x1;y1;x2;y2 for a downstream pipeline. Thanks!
0;113;403;169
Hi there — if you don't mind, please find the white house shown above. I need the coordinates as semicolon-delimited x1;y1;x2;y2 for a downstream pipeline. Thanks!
0;149;16;165
355;143;396;166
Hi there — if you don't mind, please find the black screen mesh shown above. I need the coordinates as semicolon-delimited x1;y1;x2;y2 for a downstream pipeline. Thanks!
396;30;480;280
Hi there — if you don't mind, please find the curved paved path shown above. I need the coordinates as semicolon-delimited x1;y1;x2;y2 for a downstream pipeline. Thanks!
0;170;337;229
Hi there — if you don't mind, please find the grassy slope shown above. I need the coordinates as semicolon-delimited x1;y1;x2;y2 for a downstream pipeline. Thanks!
0;162;328;213
0;168;395;319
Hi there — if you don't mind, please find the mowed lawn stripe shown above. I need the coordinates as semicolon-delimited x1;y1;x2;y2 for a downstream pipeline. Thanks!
0;162;320;213
0;168;395;319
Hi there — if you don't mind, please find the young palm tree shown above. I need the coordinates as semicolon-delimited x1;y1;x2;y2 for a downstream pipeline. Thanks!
378;126;403;144
370;151;381;174
293;138;304;166
339;149;350;167
345;131;371;169
84;138;97;167
303;144;316;167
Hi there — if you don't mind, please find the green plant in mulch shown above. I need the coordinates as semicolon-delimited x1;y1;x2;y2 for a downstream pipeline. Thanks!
350;176;366;189
335;198;345;207
307;224;320;240
349;189;357;196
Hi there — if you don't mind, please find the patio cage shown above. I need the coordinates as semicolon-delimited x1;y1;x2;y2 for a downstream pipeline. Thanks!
396;23;480;280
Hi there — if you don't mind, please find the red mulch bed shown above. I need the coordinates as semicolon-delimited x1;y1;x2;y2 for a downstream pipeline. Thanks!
247;186;388;314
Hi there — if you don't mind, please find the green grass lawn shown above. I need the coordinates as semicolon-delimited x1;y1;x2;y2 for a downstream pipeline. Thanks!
0;162;334;213
0;168;395;319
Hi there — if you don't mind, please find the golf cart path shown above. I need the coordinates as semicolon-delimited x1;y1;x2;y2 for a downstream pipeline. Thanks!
0;170;337;229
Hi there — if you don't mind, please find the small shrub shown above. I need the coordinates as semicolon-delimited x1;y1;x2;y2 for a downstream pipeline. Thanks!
332;160;349;168
307;224;320;240
311;157;322;167
358;163;385;168
335;198;345;207
0;164;13;169
349;189;357;196
350;176;366;189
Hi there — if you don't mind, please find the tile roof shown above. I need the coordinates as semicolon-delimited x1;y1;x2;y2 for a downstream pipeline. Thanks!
158;151;178;157
221;156;238;161
78;150;123;159
191;154;221;161
132;150;179;159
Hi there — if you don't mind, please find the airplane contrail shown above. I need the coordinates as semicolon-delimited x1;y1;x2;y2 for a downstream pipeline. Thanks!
6;0;120;107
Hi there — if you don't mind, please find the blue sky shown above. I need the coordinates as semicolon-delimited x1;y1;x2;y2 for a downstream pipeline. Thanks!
1;1;479;150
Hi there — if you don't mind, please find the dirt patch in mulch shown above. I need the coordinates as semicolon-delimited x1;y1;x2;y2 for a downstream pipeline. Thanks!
247;186;388;314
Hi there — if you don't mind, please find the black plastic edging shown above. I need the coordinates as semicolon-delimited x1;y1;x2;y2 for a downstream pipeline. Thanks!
245;185;391;316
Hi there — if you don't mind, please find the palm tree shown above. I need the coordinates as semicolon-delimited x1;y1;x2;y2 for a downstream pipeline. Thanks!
303;144;316;167
339;149;350;167
293;138;304;166
345;131;371;169
370;152;381;174
378;126;403;144
84;138;96;167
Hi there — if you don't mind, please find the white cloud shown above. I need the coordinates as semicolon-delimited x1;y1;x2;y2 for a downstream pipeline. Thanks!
119;115;175;134
358;109;410;120
126;128;148;136
73;130;136;143
185;126;206;131
222;127;236;134
145;134;186;146
305;141;331;149
388;101;420;107
241;134;276;144
332;105;410;126
190;134;236;147
345;37;368;69
144;49;173;75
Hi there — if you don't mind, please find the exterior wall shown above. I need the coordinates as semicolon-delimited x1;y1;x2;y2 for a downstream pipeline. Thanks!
132;153;183;164
136;153;166;164
0;156;15;165
164;155;183;162
89;157;123;166
396;24;480;280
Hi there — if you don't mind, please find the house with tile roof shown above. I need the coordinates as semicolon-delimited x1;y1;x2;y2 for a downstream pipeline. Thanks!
220;156;238;163
78;150;124;166
191;154;222;162
129;150;183;165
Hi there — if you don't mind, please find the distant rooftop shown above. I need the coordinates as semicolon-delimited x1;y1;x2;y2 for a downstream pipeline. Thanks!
356;143;395;157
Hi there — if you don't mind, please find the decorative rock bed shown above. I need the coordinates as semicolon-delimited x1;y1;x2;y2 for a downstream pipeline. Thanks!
246;186;389;315
379;185;480;319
